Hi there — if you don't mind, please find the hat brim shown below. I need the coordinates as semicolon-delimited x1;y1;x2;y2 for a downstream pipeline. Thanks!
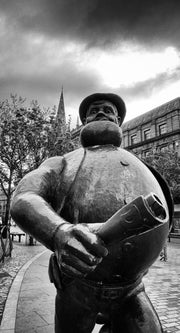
79;93;126;126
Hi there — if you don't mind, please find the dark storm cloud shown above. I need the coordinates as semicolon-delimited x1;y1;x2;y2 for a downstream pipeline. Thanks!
1;0;180;48
0;49;102;109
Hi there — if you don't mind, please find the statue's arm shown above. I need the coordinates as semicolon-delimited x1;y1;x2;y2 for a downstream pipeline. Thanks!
10;156;66;251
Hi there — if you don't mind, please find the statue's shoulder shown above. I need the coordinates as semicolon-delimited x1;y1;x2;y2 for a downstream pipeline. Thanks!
39;155;66;173
116;147;139;160
64;147;84;158
40;148;84;172
64;147;84;164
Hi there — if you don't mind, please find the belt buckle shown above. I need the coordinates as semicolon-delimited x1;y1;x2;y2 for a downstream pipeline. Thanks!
102;288;122;299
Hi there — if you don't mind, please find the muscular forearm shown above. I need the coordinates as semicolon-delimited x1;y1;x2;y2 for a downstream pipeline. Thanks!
10;156;69;251
11;192;68;251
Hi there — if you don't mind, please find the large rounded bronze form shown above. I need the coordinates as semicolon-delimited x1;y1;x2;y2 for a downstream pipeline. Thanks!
60;143;169;284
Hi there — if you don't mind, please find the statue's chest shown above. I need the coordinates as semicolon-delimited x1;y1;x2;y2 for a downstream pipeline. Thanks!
60;146;158;223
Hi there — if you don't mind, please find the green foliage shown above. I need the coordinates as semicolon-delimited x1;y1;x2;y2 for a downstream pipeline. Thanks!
143;149;180;203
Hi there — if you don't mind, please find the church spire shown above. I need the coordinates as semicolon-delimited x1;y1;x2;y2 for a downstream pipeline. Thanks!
55;86;66;136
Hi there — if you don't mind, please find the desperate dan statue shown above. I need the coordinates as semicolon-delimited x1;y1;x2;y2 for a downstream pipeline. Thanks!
11;93;173;333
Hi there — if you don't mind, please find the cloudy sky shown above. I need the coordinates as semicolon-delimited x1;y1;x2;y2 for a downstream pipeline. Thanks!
1;0;180;127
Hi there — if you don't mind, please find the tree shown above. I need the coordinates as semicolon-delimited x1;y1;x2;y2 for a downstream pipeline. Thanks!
143;149;180;204
0;95;75;226
52;114;76;156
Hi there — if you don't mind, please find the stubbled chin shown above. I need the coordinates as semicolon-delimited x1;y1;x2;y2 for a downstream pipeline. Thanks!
80;121;122;147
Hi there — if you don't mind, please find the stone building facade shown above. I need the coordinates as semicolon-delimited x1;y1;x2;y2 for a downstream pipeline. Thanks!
121;97;180;233
121;97;180;157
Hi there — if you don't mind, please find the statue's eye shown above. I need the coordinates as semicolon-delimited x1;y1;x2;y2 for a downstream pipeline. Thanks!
104;107;113;114
90;108;98;114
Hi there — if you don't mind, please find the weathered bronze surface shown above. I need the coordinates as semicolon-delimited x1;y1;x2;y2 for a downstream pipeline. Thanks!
11;93;173;333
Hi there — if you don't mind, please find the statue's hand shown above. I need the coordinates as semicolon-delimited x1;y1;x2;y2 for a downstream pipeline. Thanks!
54;223;108;278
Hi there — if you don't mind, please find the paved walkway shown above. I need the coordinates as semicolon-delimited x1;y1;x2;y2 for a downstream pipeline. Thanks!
0;241;44;324
0;240;180;333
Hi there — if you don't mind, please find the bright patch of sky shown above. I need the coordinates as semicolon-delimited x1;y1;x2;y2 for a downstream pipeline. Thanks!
56;42;180;125
78;45;180;88
126;79;180;120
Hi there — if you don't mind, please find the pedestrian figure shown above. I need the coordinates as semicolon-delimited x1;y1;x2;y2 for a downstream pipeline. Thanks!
160;240;168;261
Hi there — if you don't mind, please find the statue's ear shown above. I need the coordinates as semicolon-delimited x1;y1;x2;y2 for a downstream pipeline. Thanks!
83;117;87;124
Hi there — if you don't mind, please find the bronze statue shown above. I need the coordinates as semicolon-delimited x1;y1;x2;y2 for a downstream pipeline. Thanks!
11;93;173;333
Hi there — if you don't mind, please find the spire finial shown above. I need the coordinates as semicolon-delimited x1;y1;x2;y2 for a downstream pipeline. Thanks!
55;86;66;136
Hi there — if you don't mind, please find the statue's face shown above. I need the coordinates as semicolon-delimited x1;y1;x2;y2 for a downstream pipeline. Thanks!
85;100;120;125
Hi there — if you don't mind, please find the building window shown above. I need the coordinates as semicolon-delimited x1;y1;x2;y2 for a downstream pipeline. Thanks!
159;123;167;135
130;134;137;145
144;129;151;140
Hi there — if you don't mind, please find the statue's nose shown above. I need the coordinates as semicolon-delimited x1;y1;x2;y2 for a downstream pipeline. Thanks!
96;109;105;116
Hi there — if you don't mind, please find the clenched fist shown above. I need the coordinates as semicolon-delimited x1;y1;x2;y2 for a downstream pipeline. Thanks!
54;223;108;278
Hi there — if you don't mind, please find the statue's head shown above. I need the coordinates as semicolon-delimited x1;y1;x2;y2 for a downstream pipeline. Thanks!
79;93;126;148
79;93;126;127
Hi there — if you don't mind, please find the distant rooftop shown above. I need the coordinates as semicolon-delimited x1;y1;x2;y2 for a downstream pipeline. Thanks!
122;97;180;131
